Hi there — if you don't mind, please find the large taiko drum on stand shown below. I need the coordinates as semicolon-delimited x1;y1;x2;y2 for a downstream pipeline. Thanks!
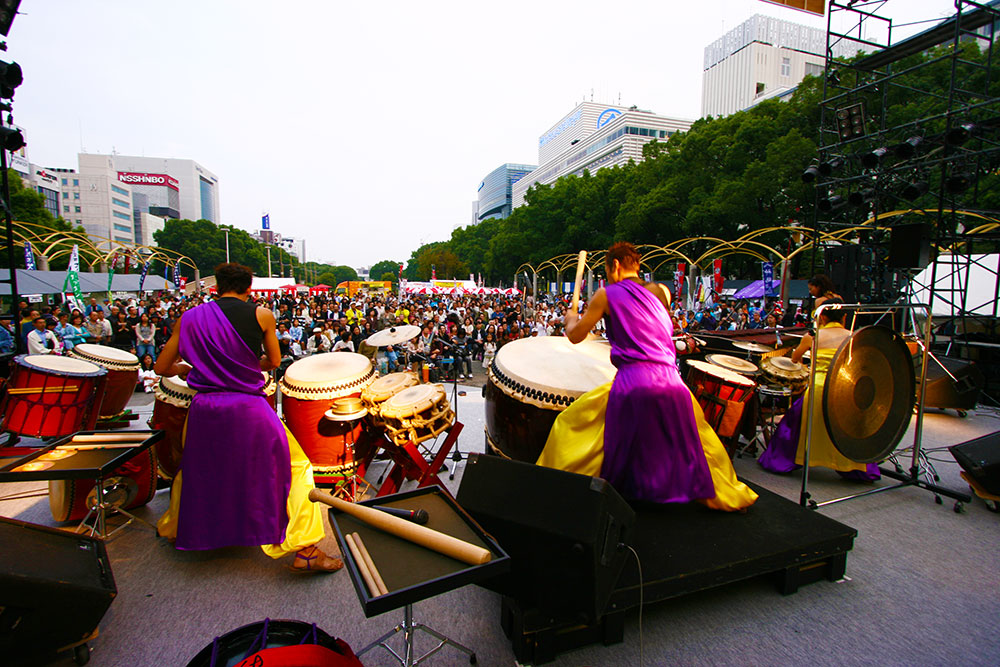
69;344;140;419
484;337;617;462
0;355;107;438
686;359;756;439
280;353;377;485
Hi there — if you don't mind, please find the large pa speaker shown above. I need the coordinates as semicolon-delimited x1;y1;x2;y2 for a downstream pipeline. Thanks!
889;223;932;269
949;431;1000;495
0;517;116;659
920;355;984;411
824;244;859;303
456;454;635;628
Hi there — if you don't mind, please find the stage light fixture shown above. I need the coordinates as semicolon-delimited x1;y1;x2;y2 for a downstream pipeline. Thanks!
0;59;21;98
818;195;847;213
0;0;20;37
802;164;821;183
860;147;888;169
835;102;866;141
848;188;875;207
946;122;976;146
0;125;23;151
901;180;928;201
818;157;844;177
893;136;924;160
945;172;972;194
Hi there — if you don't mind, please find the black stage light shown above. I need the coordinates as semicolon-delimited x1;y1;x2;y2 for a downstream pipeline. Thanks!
0;0;20;37
819;195;847;213
0;124;22;151
893;136;923;160
0;59;21;98
848;188;875;207
836;102;866;141
946;122;976;146
901;180;928;201
818;157;844;177
802;164;821;183
861;147;888;169
945;172;972;194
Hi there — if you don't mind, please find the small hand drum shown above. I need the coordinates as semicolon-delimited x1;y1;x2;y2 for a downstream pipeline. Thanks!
760;356;809;394
380;384;454;447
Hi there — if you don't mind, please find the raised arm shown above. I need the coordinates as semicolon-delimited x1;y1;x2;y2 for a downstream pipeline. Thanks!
564;288;608;344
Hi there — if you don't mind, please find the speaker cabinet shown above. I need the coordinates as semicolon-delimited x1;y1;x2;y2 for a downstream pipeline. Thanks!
456;454;635;628
824;245;859;303
0;517;116;659
920;355;984;411
889;223;932;269
950;431;1000;495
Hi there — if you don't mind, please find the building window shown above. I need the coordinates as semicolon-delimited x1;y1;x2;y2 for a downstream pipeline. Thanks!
199;177;215;222
73;179;79;187
61;178;68;186
113;210;131;221
76;219;81;224
63;205;70;213
112;197;130;208
781;57;791;77
111;184;129;196
756;82;766;95
113;223;132;233
74;192;80;199
805;62;824;78
74;206;81;213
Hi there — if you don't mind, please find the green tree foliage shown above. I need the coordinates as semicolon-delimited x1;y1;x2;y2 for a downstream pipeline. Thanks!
153;219;295;280
331;265;359;285
370;259;402;281
380;271;396;282
5;169;81;269
317;271;337;286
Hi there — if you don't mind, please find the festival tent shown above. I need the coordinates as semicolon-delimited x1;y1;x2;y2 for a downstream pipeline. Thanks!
309;284;331;295
0;269;174;296
909;253;1000;317
729;279;810;301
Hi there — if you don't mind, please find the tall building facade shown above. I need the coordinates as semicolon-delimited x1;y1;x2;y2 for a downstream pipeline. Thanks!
701;14;856;118
476;163;536;222
512;103;692;208
109;154;220;224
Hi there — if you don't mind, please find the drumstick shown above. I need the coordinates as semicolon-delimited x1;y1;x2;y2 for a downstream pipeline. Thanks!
352;532;389;596
308;489;491;565
70;433;149;444
345;533;382;597
56;443;140;451
571;250;587;315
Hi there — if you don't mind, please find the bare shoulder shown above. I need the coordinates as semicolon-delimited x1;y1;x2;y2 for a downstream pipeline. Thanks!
643;281;671;307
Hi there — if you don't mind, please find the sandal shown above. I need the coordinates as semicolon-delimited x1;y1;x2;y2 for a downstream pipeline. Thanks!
290;545;343;573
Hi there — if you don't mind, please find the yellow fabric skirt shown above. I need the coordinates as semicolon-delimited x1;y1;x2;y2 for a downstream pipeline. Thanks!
537;382;758;511
157;423;326;558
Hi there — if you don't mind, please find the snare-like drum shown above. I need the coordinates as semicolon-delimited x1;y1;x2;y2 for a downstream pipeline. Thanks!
280;353;377;484
361;371;420;428
70;344;140;418
760;356;809;394
0;355;107;438
150;375;197;479
686;359;757;438
379;384;454;446
49;447;157;522
706;353;760;377
484;337;617;462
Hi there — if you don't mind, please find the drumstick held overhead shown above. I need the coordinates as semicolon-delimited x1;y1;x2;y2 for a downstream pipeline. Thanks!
308;489;491;565
571;250;588;315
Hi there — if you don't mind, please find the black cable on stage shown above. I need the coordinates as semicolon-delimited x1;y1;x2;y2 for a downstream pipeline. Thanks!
627;544;644;667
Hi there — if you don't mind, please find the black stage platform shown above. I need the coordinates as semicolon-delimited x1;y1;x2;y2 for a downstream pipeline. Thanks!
502;482;857;664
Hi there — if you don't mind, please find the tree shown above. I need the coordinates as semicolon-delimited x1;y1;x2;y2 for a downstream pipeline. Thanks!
153;219;295;280
380;271;396;282
370;259;402;281
317;271;338;286
331;265;358;285
4;169;81;269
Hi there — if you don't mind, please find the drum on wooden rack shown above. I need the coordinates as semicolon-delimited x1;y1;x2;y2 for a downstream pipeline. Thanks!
262;371;277;411
150;375;196;479
361;371;420;429
760;356;809;394
69;344;140;419
0;355;107;438
379;384;454;447
280;353;377;484
49;447;157;522
706;353;760;378
484;336;617;462
686;359;757;439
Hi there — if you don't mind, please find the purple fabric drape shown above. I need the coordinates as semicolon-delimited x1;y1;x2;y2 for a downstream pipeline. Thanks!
599;280;715;503
176;301;290;550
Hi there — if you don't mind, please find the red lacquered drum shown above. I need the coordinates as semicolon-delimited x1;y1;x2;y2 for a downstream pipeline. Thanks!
49;447;157;522
686;359;757;438
484;337;617;462
69;344;141;418
150;375;196;479
0;355;107;438
380;383;454;447
280;353;376;484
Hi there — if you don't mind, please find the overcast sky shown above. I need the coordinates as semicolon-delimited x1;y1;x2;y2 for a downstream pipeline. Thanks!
8;0;957;267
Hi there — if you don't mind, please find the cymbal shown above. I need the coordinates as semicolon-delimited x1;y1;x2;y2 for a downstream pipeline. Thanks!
733;341;773;353
366;325;420;348
822;326;915;463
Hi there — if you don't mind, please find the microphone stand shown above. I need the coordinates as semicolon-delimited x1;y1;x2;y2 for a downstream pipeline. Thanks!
432;337;465;480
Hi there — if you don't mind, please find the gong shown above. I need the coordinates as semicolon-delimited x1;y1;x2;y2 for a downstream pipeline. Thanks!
822;326;916;463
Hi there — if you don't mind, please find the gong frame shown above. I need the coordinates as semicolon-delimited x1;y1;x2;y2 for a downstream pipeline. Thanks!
800;302;972;510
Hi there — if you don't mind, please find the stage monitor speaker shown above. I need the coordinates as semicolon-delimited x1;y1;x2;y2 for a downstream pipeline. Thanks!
949;431;1000;495
920;355;984;411
0;516;116;659
824;244;859;303
456;453;635;628
889;223;932;269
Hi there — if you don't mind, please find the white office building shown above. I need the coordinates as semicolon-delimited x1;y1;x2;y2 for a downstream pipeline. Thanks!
109;154;220;224
701;14;858;118
512;102;692;208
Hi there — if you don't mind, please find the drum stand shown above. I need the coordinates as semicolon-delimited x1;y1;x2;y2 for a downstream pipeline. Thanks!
357;603;476;666
78;475;155;540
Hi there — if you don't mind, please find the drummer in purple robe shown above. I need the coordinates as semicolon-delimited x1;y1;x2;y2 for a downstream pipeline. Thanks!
558;242;757;509
154;263;342;572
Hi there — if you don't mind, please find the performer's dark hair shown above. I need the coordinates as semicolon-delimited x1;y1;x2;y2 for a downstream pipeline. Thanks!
820;297;846;322
808;273;837;296
215;263;254;294
605;242;641;272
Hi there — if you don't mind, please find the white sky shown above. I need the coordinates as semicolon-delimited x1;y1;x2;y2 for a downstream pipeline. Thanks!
8;0;957;267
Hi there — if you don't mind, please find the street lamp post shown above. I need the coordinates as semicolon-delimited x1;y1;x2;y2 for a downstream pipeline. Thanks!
224;229;230;263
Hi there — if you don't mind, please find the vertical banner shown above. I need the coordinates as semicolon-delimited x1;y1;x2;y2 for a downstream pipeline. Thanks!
762;261;774;298
173;264;180;291
674;263;686;303
123;256;130;274
138;260;150;293
262;213;270;230
713;258;723;295
23;242;36;270
643;272;651;282
63;245;83;304
431;264;436;282
107;253;119;301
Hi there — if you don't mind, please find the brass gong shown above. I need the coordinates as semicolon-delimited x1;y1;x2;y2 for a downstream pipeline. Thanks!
822;326;915;463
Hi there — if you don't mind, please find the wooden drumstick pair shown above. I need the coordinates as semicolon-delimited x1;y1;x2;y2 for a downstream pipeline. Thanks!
345;532;388;597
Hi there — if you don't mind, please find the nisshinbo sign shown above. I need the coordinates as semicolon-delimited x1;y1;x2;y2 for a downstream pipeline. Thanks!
117;172;179;191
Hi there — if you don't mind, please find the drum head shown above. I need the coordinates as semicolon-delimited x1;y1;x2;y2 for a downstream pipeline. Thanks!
707;354;759;375
155;375;197;407
280;352;375;400
688;358;755;387
363;372;419;403
490;337;616;410
381;384;446;419
72;343;140;370
21;354;104;376
262;371;276;397
769;357;803;372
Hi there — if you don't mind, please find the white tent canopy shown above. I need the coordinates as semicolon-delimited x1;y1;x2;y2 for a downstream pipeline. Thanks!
909;253;1000;317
